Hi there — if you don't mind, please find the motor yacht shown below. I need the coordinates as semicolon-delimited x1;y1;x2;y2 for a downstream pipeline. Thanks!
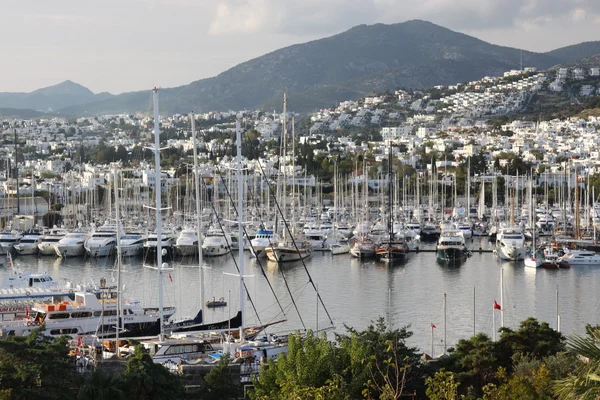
250;229;274;258
436;229;468;264
84;222;121;257
559;250;600;267
38;229;67;256
202;229;231;257
54;232;88;258
495;226;526;261
14;232;42;256
120;232;145;257
174;227;199;256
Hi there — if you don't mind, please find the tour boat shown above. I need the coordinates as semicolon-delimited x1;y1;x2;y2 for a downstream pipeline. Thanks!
0;286;176;339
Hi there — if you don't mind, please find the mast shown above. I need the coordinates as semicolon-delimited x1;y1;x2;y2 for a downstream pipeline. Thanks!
113;164;122;357
14;129;20;215
443;292;447;355
236;120;246;342
152;88;165;341
500;268;504;328
190;114;205;316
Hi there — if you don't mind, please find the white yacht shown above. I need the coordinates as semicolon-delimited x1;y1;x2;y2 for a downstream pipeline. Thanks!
38;229;67;256
249;229;274;258
304;228;329;250
84;222;121;257
456;221;473;239
202;229;231;257
54;232;88;258
120;232;146;257
0;287;176;339
143;338;217;370
495;226;526;261
559;250;600;267
174;227;199;256
14;232;42;256
144;232;174;260
1;271;59;290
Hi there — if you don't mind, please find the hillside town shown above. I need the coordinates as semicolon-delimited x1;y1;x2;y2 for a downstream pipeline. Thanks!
1;66;599;229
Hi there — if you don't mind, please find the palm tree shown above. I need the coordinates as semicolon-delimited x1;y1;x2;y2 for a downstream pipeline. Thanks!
78;367;126;400
554;326;600;399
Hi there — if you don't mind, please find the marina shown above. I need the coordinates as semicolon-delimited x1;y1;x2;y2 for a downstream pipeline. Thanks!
3;235;597;356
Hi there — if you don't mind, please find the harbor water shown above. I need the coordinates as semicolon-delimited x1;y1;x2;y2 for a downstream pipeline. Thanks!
9;237;599;355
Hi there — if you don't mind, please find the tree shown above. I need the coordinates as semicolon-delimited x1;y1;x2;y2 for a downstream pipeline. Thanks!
201;354;240;400
0;326;80;399
78;367;126;400
121;345;185;400
425;370;460;400
554;326;600;399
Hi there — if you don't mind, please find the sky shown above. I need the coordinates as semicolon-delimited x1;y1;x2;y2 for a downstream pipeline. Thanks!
2;0;600;94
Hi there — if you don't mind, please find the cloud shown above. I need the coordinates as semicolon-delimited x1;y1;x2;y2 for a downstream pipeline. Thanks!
208;0;600;36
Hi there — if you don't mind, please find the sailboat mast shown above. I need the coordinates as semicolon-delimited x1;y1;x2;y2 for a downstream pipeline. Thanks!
443;292;447;355
191;114;205;315
113;164;122;357
236;120;246;341
153;88;165;341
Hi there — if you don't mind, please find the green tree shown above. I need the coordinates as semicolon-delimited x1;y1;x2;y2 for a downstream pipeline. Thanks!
425;370;460;400
121;345;185;400
78;367;126;400
201;354;240;400
0;326;80;399
554;325;600;399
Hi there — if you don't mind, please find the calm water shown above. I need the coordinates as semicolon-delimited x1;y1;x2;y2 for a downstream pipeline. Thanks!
11;238;600;355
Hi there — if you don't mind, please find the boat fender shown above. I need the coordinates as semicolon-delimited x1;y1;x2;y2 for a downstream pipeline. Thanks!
234;351;241;358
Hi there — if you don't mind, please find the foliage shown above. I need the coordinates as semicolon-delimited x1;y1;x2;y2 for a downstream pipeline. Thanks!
251;319;421;400
0;326;80;399
120;344;186;400
425;370;460;400
78;367;126;400
200;354;240;400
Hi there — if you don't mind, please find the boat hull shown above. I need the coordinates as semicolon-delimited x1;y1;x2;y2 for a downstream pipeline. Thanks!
437;247;467;264
266;247;311;263
14;244;38;256
55;244;85;258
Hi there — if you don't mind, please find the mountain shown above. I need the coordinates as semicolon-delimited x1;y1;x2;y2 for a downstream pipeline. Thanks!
17;21;600;114
0;108;49;118
545;42;600;64
0;80;112;112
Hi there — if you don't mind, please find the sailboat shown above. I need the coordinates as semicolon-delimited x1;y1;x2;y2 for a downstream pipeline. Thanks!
525;178;542;268
376;143;409;263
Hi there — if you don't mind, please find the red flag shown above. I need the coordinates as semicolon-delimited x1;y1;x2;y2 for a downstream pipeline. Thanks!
168;273;173;282
431;323;436;329
77;335;83;347
493;300;502;310
25;307;29;319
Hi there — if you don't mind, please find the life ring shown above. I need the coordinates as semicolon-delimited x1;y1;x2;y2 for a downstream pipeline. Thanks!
27;321;32;326
25;291;31;296
234;351;241;358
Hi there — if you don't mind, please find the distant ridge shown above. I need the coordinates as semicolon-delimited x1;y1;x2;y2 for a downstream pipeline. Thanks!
3;20;600;115
0;80;112;112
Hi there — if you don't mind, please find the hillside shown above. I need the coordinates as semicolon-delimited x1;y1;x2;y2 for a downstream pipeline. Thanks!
6;20;600;115
0;80;112;112
0;108;49;118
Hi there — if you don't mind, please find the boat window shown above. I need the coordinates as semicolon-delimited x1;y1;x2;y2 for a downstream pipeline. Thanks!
165;345;182;355
103;310;117;316
48;313;70;319
71;312;92;318
50;328;78;335
33;278;40;283
94;311;102;317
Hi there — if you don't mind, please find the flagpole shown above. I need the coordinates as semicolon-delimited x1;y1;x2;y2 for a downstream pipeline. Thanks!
500;268;504;328
473;286;476;337
443;292;447;355
431;324;434;358
493;306;496;341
